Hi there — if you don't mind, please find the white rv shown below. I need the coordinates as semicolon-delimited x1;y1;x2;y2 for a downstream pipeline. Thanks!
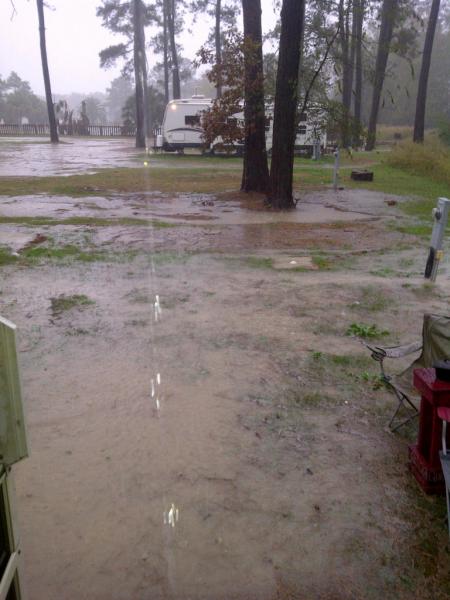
160;96;213;152
158;96;327;156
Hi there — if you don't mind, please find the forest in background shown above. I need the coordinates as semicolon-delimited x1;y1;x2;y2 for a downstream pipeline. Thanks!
0;0;449;133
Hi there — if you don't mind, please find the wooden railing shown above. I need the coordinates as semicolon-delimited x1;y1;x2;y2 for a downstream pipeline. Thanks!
0;123;136;137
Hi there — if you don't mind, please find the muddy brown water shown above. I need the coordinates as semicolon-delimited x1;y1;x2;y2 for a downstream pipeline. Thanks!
2;184;450;599
0;137;142;176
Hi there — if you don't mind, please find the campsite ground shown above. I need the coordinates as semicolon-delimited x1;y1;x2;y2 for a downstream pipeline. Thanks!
1;137;450;599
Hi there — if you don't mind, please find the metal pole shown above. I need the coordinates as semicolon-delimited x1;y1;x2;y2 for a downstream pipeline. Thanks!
333;148;340;191
424;197;450;282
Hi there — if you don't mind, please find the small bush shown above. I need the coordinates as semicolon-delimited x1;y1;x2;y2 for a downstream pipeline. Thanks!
50;294;95;316
0;247;18;266
438;119;450;147
386;140;450;188
346;322;389;339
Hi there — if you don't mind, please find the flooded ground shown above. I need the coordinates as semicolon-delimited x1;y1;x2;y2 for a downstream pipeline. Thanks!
0;137;139;176
1;147;450;599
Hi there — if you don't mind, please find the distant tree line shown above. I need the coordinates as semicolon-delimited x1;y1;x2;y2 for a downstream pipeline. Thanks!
0;72;48;124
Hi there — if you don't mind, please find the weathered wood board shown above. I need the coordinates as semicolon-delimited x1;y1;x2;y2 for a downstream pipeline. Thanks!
0;317;28;467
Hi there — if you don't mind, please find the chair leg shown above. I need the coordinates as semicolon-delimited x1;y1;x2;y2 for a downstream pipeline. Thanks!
388;388;419;432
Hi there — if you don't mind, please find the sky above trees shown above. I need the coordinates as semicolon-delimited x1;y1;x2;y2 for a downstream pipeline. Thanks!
0;0;277;96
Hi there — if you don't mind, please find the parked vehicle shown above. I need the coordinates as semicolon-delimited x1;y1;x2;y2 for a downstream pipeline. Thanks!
157;96;327;156
159;96;212;152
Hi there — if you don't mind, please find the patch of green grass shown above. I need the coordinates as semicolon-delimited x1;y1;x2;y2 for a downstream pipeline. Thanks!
387;139;450;188
344;163;450;205
0;167;243;196
150;251;191;265
285;389;337;408
213;255;274;270
0;215;177;228
346;322;390;339
151;219;178;228
369;267;396;278
351;285;390;312
20;243;108;264
0;246;18;266
22;244;79;260
245;256;273;269
308;351;373;371
359;371;385;390
50;294;94;316
392;222;432;237
311;254;331;270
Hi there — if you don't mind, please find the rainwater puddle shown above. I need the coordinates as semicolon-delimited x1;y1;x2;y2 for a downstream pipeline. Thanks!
0;137;140;176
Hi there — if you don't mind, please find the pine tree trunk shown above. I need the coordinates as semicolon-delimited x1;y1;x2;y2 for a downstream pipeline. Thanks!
163;1;170;103
36;0;58;143
167;0;181;99
413;0;441;143
339;0;352;148
215;0;222;99
269;0;305;209
139;7;150;138
348;1;357;110
241;0;270;194
365;0;398;151
354;0;365;146
133;0;146;148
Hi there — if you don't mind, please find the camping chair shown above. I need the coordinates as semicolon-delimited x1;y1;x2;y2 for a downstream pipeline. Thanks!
438;407;450;538
364;314;450;432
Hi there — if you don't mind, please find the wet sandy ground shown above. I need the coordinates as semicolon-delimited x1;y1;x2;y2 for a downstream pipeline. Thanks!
2;183;450;599
0;188;404;224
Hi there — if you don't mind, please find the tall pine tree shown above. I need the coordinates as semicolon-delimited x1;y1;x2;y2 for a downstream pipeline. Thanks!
269;0;305;209
414;0;441;143
241;0;270;193
36;0;58;143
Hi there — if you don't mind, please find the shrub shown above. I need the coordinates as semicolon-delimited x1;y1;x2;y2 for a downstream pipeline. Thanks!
438;119;450;147
386;140;450;188
346;322;389;339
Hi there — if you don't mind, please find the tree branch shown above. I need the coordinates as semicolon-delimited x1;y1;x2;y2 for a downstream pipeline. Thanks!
300;24;340;116
10;0;17;20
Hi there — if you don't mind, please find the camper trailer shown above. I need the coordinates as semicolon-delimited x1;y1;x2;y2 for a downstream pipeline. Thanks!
159;96;213;152
158;96;327;156
265;106;327;156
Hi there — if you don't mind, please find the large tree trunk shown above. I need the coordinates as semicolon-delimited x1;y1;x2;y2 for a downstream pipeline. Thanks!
353;0;365;146
163;1;170;103
167;0;181;99
36;0;58;143
413;0;441;143
133;0;146;148
241;0;270;194
365;0;398;151
269;0;305;209
139;7;151;138
215;0;222;99
339;0;354;148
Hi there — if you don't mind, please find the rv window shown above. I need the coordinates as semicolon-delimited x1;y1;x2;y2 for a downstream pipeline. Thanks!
299;113;307;122
185;115;201;127
297;125;307;135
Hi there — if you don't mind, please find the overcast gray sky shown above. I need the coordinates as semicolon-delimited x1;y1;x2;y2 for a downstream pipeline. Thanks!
0;0;278;96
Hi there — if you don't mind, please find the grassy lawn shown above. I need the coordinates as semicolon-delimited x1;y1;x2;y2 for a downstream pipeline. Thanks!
2;143;448;199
